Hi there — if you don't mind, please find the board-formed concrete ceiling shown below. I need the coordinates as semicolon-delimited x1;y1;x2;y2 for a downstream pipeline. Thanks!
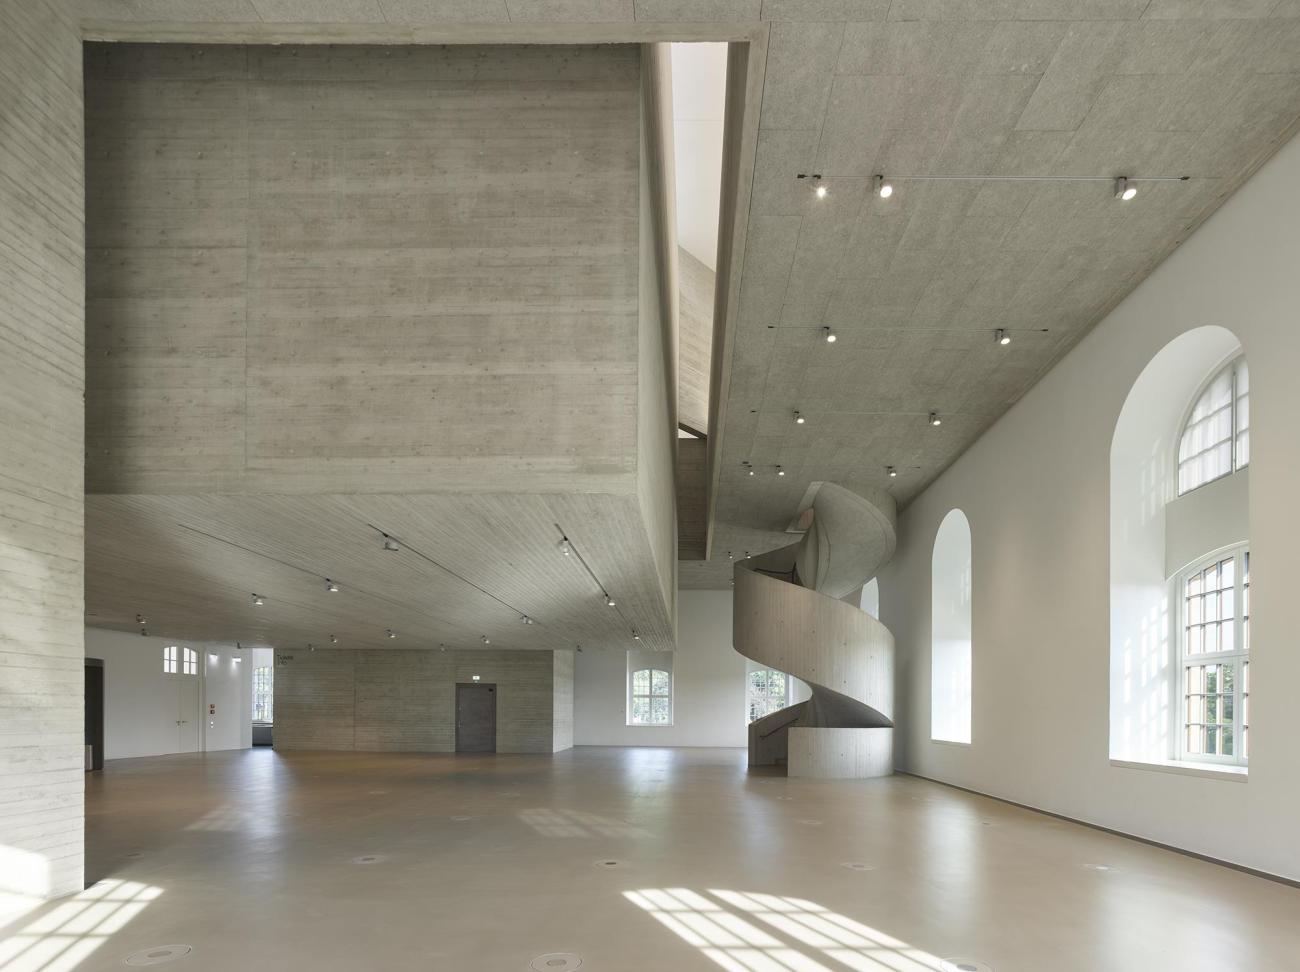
76;2;1300;603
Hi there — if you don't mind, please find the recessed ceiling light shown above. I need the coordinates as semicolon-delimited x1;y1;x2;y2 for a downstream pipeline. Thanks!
481;635;490;645
1115;176;1137;201
823;327;836;343
386;629;396;639
381;533;399;552
873;174;893;199
776;466;786;477
929;412;942;427
995;329;1011;345
794;410;805;425
888;466;897;478
632;633;640;641
330;634;338;644
251;593;264;606
606;596;616;608
325;578;339;592
558;537;572;557
522;615;534;625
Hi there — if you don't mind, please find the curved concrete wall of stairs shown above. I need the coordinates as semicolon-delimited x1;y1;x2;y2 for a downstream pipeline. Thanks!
734;483;896;779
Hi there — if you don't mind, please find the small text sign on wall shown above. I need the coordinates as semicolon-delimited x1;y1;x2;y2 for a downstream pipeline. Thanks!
276;654;294;665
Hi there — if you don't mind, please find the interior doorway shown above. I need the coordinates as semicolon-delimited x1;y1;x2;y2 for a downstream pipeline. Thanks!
176;677;200;753
85;658;104;771
455;683;497;753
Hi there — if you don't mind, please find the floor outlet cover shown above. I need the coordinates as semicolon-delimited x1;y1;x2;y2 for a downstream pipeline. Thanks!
529;953;582;971
125;944;192;966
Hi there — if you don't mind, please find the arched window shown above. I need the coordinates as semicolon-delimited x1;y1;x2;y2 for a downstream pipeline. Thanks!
629;667;671;725
931;510;972;745
1177;356;1249;495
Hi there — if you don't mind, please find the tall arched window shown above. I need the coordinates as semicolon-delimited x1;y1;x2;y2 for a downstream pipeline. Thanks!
931;509;972;744
1110;327;1251;772
1178;356;1249;494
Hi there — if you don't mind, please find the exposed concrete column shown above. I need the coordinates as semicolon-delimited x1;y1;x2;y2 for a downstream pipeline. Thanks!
0;0;86;905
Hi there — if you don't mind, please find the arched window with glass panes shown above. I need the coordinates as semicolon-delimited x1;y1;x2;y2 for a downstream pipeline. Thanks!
629;667;671;726
1177;356;1249;495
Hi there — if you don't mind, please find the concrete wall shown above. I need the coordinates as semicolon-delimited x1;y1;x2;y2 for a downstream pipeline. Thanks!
84;42;642;498
636;44;679;628
85;628;252;760
883;131;1300;882
0;1;85;907
552;648;574;753
274;648;569;755
575;590;747;747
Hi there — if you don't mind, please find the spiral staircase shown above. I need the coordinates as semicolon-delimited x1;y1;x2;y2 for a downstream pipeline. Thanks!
734;482;897;778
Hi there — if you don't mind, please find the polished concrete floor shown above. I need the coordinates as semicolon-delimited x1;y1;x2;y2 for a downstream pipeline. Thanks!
2;747;1298;971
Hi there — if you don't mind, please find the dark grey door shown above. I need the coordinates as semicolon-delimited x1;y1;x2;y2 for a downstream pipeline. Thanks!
455;683;497;753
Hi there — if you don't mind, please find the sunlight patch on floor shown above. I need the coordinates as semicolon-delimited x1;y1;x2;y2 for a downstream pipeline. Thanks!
0;879;162;972
625;887;949;972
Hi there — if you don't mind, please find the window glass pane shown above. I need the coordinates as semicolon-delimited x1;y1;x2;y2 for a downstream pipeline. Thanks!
650;697;670;724
1178;362;1240;494
632;669;649;694
651;669;670;696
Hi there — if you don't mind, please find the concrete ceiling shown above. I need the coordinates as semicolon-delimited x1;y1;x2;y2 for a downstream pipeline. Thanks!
692;3;1300;589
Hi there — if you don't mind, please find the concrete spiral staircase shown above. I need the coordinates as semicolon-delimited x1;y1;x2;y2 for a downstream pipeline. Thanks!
734;482;897;778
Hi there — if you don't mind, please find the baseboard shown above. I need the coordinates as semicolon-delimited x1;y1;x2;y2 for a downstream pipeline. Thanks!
897;769;1300;890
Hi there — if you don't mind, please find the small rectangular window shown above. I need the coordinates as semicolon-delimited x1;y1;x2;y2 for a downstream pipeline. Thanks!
163;645;178;674
747;668;789;723
183;647;198;675
253;666;274;723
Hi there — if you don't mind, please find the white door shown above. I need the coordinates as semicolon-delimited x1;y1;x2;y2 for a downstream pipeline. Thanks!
176;677;200;753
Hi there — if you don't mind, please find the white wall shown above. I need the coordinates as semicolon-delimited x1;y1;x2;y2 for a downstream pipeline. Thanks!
85;628;252;760
882;131;1300;882
576;589;747;746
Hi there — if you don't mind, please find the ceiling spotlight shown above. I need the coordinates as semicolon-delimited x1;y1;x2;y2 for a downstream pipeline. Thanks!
606;596;617;608
727;551;733;560
748;468;755;476
381;533;399;552
325;578;339;592
136;614;146;625
522;615;534;625
386;629;396;639
251;593;264;606
632;632;641;641
776;466;786;477
794;410;805;425
330;634;338;644
471;674;481;682
558;537;572;557
813;176;828;200
823;327;836;344
995;329;1011;346
873;175;893;199
308;643;316;653
888;466;897;478
928;412;942;427
1115;176;1137;201
481;635;490;645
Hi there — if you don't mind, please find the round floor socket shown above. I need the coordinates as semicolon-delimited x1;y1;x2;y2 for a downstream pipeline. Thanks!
450;815;474;822
530;953;582;971
592;859;624;869
941;960;992;972
840;861;875;871
350;854;386;865
125;944;192;966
